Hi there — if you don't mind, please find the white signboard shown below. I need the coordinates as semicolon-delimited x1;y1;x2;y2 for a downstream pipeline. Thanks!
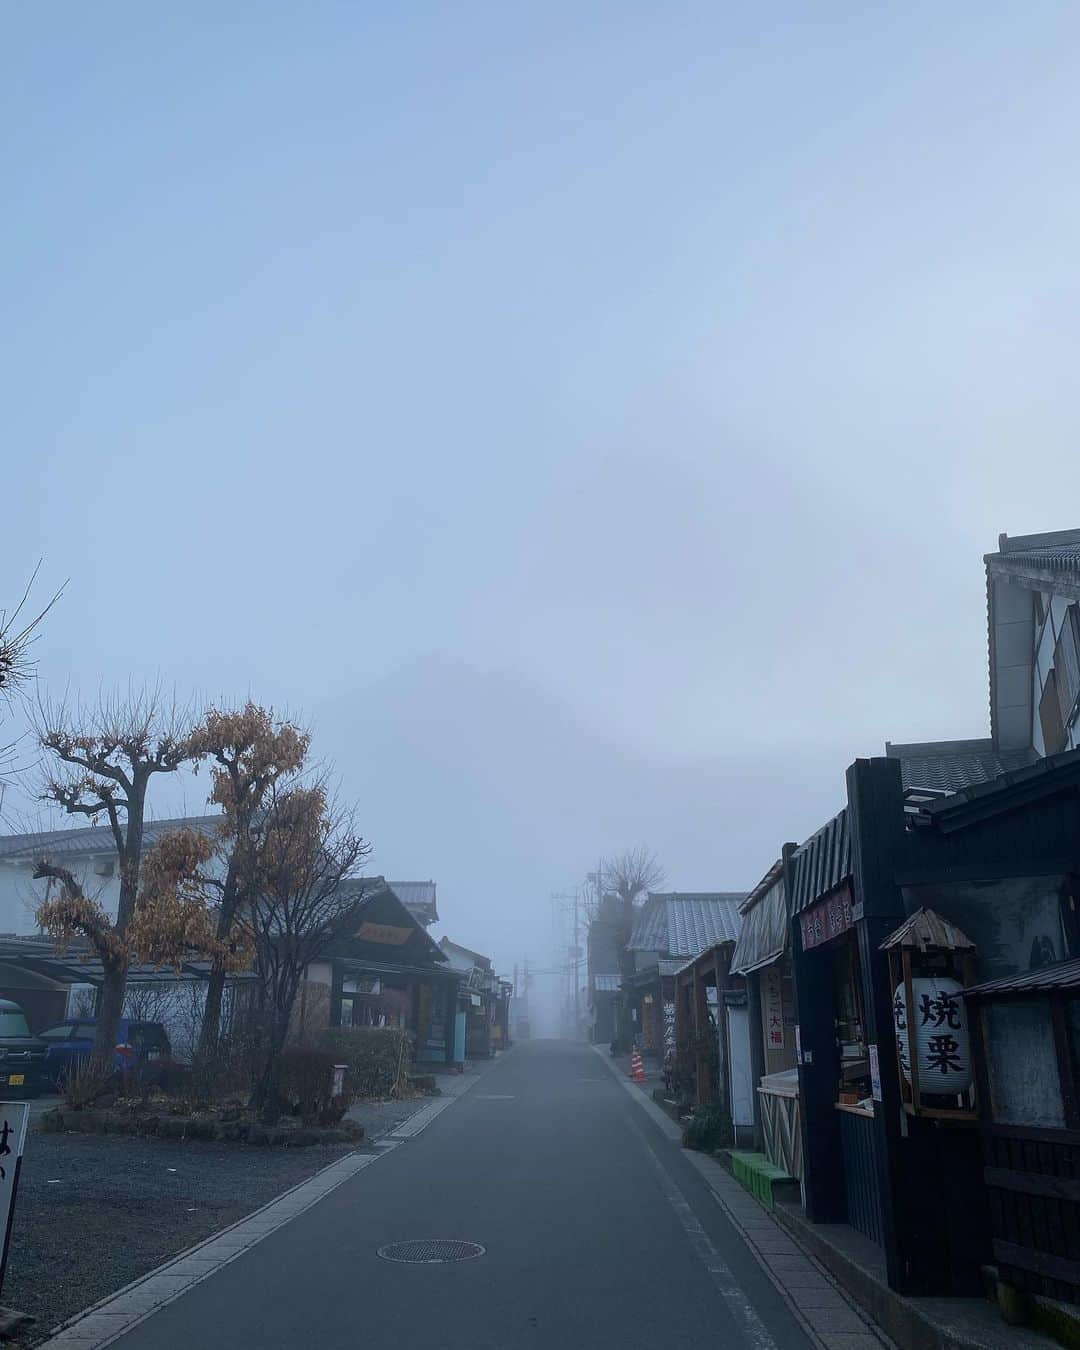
893;976;972;1096
764;967;784;1050
0;1103;29;1296
869;1044;881;1101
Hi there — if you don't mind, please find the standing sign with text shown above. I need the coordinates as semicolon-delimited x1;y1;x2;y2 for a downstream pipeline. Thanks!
0;1103;29;1299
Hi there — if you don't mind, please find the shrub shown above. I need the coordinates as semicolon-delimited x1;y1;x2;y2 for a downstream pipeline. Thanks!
316;1027;414;1100
62;1058;114;1110
280;1047;338;1124
681;1102;732;1153
134;1056;194;1098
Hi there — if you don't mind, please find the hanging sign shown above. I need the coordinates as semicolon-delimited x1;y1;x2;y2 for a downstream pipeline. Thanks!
763;967;784;1049
799;884;855;951
0;1103;29;1301
355;922;412;946
663;1000;676;1053
893;976;972;1095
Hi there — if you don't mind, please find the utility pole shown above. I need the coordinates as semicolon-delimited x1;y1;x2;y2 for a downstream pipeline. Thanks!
572;887;580;1038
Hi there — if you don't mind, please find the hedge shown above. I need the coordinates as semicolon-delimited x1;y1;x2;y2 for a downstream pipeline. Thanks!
316;1027;415;1099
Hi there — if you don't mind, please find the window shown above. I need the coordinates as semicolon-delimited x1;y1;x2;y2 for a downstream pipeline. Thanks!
0;1010;31;1037
1055;606;1080;729
128;1024;170;1051
38;1024;74;1041
1040;670;1067;754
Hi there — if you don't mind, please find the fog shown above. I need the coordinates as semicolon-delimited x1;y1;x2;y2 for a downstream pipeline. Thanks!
4;5;1080;981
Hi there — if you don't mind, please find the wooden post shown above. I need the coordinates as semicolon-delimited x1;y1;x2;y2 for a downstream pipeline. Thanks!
847;756;910;1294
902;948;920;1113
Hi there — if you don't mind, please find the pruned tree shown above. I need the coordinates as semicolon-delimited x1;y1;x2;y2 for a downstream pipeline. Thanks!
601;846;665;919
186;703;310;1068
34;687;201;1070
243;781;370;1120
597;846;665;1052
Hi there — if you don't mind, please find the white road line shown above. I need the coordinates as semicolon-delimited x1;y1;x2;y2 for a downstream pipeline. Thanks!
626;1117;780;1350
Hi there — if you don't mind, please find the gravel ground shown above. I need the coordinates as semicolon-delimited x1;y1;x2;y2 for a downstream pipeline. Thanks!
4;1127;362;1342
5;1069;484;1341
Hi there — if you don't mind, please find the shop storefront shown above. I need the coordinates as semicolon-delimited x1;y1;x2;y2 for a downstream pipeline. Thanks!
729;861;801;1176
792;751;1080;1299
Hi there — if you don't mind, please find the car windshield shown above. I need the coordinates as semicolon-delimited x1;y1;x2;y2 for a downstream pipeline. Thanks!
0;1011;31;1038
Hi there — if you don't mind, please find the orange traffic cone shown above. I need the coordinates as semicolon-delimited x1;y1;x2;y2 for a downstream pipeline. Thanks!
630;1047;646;1083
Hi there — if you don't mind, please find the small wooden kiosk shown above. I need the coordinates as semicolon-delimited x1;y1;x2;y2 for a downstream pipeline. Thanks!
966;956;1080;1305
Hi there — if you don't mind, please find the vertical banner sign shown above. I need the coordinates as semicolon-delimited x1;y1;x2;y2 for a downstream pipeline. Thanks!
663;1000;676;1054
794;1025;802;1065
764;967;784;1050
869;1044;881;1101
0;1103;29;1301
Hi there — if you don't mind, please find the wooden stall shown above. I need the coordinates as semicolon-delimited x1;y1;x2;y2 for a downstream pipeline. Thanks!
967;957;1080;1305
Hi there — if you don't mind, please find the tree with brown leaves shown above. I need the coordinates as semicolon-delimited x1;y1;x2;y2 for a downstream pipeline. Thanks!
186;703;310;1068
35;688;201;1070
243;781;371;1120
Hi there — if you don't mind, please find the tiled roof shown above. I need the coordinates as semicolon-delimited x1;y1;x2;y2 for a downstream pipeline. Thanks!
912;745;1080;831
389;880;438;925
886;739;1037;794
989;530;1080;575
966;956;1080;998
0;815;224;862
627;892;744;959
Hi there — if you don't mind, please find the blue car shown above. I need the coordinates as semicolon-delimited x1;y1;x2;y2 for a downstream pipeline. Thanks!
39;1017;171;1088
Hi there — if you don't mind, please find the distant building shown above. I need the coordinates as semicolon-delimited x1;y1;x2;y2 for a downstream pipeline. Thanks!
624;892;744;1060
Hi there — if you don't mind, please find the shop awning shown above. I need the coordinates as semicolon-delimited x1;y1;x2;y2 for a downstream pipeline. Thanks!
730;873;789;975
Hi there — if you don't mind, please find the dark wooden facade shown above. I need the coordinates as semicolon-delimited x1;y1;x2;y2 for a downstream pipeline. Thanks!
966;959;1080;1303
791;750;1080;1297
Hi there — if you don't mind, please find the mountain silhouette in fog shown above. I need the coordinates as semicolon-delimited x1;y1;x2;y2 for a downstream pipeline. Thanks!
315;658;853;972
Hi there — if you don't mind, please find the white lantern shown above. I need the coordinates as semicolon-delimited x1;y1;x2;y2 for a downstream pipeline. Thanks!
893;975;972;1096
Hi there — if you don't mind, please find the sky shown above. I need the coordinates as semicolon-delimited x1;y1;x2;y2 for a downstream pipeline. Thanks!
4;3;1080;987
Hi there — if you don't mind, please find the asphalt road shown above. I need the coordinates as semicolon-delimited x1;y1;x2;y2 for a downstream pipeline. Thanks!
109;1040;815;1350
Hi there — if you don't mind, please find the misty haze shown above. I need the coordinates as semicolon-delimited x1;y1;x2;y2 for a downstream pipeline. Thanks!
2;6;1080;1350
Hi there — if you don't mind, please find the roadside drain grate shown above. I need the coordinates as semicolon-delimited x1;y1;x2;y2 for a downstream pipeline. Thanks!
377;1239;486;1264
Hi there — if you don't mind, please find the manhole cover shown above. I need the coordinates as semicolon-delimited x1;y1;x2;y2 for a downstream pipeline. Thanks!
377;1239;486;1264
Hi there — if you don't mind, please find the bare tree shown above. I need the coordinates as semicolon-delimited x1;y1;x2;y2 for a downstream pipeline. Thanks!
243;780;371;1120
0;568;62;786
185;703;310;1069
601;846;665;919
34;687;201;1070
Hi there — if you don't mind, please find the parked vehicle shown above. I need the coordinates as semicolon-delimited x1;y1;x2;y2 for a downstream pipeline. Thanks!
0;999;48;1098
39;1017;172;1089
